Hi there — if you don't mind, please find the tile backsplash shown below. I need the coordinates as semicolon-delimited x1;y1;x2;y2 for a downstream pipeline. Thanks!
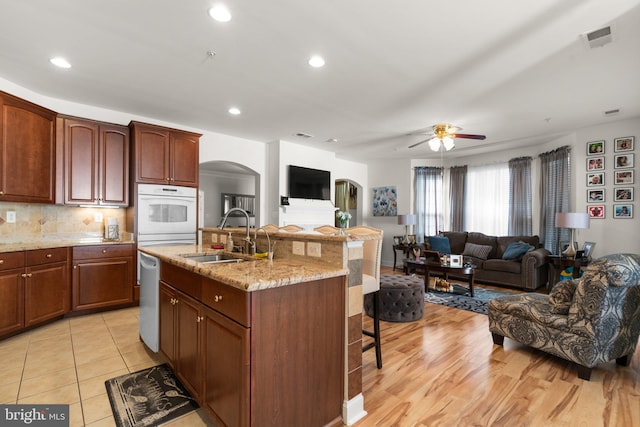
0;202;127;241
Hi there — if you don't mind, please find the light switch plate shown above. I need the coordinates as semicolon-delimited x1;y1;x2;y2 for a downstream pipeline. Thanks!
6;211;16;223
292;241;305;255
307;242;321;257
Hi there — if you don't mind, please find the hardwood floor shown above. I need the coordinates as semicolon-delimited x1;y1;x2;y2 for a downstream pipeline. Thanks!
354;267;640;427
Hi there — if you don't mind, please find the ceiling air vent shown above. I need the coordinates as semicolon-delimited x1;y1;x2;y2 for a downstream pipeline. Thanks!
582;26;613;49
294;132;313;139
603;108;621;117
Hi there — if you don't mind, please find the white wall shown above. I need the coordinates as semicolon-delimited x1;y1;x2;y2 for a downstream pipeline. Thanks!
199;170;255;228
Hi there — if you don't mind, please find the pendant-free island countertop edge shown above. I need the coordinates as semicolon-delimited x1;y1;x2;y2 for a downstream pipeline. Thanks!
138;244;348;292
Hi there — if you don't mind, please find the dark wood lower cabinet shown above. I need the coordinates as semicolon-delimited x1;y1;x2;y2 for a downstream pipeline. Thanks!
72;244;134;312
0;266;25;337
159;262;345;427
24;261;68;327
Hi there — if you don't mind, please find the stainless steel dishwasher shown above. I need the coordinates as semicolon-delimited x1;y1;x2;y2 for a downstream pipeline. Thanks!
139;252;160;352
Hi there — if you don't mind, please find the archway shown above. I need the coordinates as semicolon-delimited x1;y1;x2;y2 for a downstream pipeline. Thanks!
199;161;261;228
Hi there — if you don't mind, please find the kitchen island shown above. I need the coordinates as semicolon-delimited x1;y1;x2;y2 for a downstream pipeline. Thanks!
138;244;347;427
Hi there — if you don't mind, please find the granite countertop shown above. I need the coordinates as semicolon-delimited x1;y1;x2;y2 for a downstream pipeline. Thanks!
0;234;135;253
139;244;348;292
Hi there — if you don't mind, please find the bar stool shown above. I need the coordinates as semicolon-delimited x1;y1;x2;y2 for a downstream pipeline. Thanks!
347;225;383;369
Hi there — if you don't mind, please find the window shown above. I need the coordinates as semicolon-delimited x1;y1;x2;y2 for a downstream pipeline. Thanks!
464;163;510;235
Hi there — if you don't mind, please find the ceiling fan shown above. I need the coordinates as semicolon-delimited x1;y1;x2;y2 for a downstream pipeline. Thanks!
408;123;486;152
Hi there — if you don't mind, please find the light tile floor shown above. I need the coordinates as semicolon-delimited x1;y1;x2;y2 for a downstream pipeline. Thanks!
0;307;212;426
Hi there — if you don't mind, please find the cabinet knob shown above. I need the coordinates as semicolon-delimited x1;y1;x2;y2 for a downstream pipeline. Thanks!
171;298;178;305
0;259;4;264
0;191;4;195
196;316;204;323
27;273;32;277
46;253;52;258
21;273;27;278
213;295;223;302
73;265;77;269
102;249;107;254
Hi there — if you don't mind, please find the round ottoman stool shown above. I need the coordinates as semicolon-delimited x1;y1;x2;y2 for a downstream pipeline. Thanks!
364;275;425;322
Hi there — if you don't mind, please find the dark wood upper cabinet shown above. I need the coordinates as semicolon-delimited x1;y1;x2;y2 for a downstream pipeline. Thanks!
130;121;200;187
59;117;129;206
0;91;56;203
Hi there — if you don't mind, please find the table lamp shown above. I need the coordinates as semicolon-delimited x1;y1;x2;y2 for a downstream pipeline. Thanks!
398;214;416;244
555;212;590;258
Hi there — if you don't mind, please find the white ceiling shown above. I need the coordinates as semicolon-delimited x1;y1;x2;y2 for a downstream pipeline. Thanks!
1;0;639;161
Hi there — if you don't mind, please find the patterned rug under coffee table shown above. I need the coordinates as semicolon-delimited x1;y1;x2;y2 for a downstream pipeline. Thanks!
105;364;199;427
425;281;521;315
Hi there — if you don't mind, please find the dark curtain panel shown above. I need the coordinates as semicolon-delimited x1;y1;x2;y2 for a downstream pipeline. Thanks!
539;146;570;254
508;157;532;236
449;165;467;231
414;166;443;241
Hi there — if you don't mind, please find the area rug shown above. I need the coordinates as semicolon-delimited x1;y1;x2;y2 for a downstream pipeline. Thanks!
424;283;518;315
105;364;199;427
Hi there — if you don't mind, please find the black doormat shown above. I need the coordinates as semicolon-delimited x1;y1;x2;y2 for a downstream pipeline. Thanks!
105;364;199;427
425;283;518;315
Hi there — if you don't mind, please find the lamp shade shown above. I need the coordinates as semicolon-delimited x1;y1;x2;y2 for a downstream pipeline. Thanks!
556;212;590;229
398;214;416;225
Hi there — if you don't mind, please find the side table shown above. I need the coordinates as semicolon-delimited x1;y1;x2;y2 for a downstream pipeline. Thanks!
393;243;415;271
547;256;590;291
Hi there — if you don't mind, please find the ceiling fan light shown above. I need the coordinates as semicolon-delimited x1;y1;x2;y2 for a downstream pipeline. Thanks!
428;138;441;151
442;137;455;151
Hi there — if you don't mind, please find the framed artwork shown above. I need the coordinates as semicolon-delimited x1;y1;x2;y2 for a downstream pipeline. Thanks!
614;187;634;202
587;140;605;155
586;172;604;186
449;254;462;267
586;156;605;171
614;153;634;169
583;242;596;258
588;205;605;218
587;189;605;202
614;136;634;152
615;170;634;185
372;186;398;216
613;204;633;218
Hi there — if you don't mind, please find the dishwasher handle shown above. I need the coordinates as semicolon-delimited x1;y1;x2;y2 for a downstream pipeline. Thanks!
139;252;159;269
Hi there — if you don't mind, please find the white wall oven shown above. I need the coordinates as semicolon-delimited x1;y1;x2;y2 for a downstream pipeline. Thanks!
137;183;197;245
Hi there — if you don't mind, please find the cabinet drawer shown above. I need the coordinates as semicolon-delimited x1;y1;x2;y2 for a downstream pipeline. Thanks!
73;244;133;260
26;247;68;266
201;278;250;327
0;251;25;271
161;261;202;299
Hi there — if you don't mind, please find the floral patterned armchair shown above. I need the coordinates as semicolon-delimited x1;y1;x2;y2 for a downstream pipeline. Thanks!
488;253;640;380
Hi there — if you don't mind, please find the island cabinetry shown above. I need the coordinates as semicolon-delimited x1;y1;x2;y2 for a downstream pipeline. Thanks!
0;91;56;203
0;247;69;339
129;121;200;187
157;260;344;427
72;244;134;312
58;117;129;206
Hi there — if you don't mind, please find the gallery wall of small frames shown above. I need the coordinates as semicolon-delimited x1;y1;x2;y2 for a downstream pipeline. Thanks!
586;136;635;219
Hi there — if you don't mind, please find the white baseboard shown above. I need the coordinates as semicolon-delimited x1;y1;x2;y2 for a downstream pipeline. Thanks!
343;394;367;425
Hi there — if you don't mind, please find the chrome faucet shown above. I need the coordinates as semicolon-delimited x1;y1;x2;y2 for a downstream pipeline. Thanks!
219;208;254;254
254;227;272;253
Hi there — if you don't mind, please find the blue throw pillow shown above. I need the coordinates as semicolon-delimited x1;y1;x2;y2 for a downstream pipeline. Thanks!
428;236;451;254
502;241;533;260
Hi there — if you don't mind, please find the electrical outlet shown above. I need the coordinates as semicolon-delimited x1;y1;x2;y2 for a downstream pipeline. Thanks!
307;242;321;257
6;211;16;223
94;212;104;223
292;241;305;256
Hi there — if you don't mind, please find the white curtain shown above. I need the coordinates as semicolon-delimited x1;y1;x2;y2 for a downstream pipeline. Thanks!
465;163;509;235
414;167;443;241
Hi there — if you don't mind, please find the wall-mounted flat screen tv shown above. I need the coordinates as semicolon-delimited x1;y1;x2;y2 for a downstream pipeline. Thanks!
288;165;331;200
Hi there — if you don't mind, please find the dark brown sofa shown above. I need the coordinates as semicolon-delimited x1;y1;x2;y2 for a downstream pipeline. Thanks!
433;231;550;291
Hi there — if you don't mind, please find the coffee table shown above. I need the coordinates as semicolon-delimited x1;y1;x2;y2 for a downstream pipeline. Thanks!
424;262;476;297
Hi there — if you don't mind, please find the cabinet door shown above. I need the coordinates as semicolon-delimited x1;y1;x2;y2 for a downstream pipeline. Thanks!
202;305;250;427
176;292;202;401
24;261;68;327
133;124;170;184
0;92;56;203
64;119;99;205
72;256;133;311
100;124;129;206
170;132;199;187
0;268;24;337
159;282;177;368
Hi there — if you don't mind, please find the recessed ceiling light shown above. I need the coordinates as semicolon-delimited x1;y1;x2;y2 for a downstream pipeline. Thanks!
50;57;71;68
228;107;241;115
308;55;325;68
209;5;231;22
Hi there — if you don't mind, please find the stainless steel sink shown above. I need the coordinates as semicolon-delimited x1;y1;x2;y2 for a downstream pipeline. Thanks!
181;253;244;264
